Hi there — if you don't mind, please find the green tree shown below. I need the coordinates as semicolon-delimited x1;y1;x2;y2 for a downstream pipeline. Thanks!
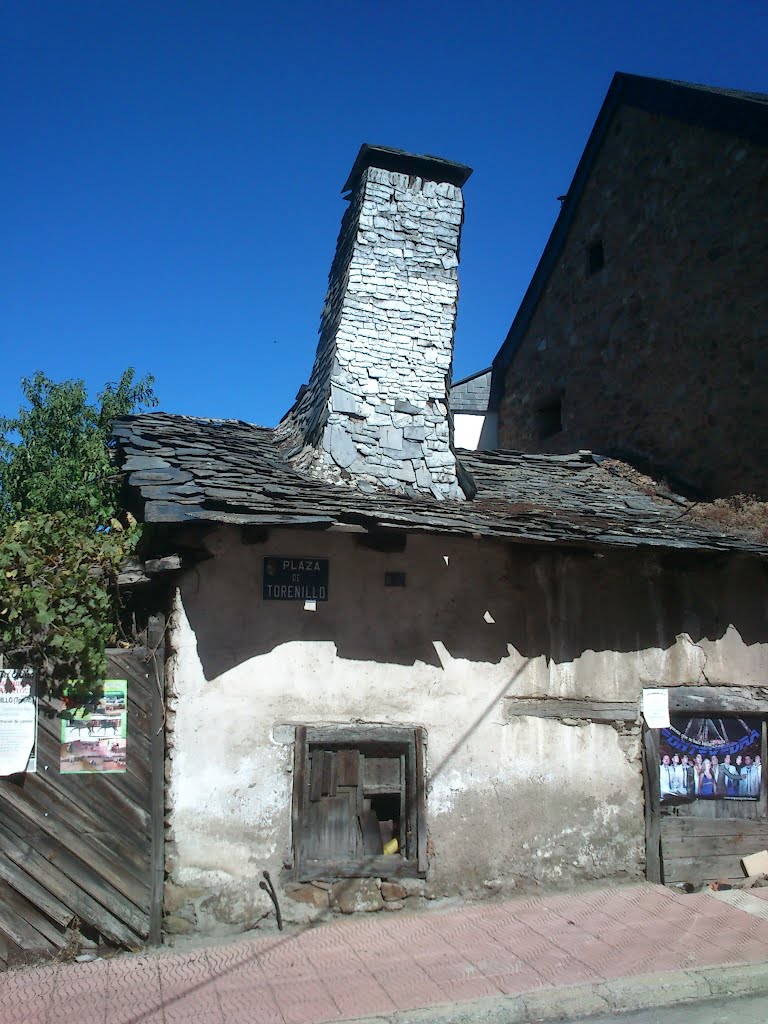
0;369;157;704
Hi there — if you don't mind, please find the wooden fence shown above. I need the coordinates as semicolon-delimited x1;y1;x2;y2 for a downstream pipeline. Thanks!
0;619;164;967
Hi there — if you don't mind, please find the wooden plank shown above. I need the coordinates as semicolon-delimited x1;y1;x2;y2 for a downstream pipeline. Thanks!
29;770;150;849
298;856;420;882
643;727;662;883
107;656;152;710
505;698;637;722
661;817;768;838
662;798;760;821
663;855;746;884
0;822;144;946
41;768;150;839
321;751;337;798
415;728;427;875
663;834;768;858
147;614;165;946
0;879;67;949
336;749;359;788
11;773;151;882
292;726;307;883
0;783;150;912
0;847;75;928
36;702;153;809
359;810;383;856
363;756;401;793
309;749;324;802
301;795;354;862
19;834;148;939
0;883;56;952
308;725;415;746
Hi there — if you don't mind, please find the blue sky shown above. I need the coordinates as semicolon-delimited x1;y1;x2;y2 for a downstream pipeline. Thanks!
3;1;767;427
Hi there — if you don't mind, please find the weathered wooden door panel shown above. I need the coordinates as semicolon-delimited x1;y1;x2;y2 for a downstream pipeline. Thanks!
660;817;768;884
0;621;164;966
645;713;768;887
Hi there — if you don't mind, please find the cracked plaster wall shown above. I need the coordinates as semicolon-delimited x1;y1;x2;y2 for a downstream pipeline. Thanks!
163;528;768;932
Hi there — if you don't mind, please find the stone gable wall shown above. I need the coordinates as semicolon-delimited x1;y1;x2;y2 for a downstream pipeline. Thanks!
497;105;768;497
277;166;466;499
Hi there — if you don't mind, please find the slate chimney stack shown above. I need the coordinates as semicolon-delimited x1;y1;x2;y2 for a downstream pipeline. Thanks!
277;144;473;499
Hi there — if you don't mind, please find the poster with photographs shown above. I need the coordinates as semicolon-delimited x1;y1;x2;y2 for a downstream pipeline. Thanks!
60;680;127;774
0;668;37;775
658;716;762;802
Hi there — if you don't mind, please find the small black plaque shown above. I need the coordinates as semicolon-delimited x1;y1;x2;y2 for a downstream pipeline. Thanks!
263;557;329;601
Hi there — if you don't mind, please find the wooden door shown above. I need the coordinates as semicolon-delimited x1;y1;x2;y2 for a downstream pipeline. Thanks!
0;618;164;967
644;714;768;886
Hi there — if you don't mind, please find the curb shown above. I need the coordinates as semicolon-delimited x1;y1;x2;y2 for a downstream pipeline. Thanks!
342;961;768;1024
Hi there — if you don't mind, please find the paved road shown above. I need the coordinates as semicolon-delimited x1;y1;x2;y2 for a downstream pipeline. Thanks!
560;992;768;1024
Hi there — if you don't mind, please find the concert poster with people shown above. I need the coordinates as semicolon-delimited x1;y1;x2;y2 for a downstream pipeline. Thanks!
60;680;127;774
658;716;762;802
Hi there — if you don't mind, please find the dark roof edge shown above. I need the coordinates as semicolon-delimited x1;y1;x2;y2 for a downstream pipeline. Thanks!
450;366;492;389
342;143;473;193
489;71;768;407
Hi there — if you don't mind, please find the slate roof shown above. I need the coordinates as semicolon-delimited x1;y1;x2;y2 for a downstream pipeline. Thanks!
114;413;768;557
449;368;492;414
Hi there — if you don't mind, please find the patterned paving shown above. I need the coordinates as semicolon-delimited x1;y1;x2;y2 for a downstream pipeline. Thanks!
710;887;768;921
3;882;768;1024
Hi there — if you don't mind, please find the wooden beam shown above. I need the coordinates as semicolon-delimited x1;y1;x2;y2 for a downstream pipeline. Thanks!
667;687;768;715
298;856;421;882
643;727;662;884
147;614;165;946
292;726;307;882
663;855;746;884
415;729;428;875
307;725;419;746
761;720;768;822
504;698;638;722
504;687;768;723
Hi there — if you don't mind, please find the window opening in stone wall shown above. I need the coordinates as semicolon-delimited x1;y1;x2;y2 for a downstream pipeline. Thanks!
292;726;426;881
587;240;605;275
536;396;563;440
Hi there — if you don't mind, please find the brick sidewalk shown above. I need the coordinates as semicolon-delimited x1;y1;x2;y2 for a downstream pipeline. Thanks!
3;882;768;1024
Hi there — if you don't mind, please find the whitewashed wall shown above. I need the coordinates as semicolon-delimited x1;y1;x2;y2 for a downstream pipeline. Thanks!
164;526;768;931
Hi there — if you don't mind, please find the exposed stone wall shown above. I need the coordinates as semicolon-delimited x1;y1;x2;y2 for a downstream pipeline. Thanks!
277;165;466;499
163;525;768;934
497;104;768;497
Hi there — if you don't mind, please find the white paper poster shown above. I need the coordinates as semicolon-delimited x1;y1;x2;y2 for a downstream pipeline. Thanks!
0;669;37;775
642;687;670;729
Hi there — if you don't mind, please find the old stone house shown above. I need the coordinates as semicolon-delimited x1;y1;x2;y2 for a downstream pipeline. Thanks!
116;143;768;936
487;73;768;497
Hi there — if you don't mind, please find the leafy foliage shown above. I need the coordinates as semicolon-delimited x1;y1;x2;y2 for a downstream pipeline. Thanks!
0;370;157;703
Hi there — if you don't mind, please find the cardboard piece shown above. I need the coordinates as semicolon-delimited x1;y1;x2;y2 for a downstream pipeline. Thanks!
741;849;768;877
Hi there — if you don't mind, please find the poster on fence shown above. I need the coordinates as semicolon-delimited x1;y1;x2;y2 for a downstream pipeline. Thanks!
60;679;127;774
658;715;762;802
0;669;37;775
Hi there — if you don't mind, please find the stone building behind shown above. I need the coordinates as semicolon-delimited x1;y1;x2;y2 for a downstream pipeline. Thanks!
489;73;768;498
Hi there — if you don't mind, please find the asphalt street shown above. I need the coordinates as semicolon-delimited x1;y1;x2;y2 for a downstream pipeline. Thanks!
559;992;768;1024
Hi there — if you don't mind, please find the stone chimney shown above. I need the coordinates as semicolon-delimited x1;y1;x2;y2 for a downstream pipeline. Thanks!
276;144;473;499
